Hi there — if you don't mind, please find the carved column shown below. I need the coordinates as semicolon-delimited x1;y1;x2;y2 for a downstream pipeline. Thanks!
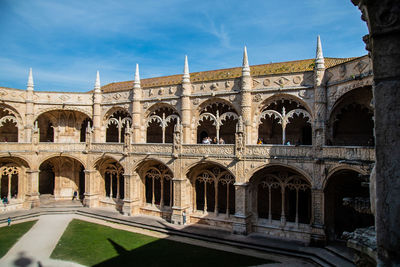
25;169;40;208
83;169;99;207
132;64;142;143
171;177;186;225
352;1;400;264
181;55;192;144
92;90;102;143
122;172;140;216
241;64;253;144
233;182;251;235
25;69;34;143
310;188;326;245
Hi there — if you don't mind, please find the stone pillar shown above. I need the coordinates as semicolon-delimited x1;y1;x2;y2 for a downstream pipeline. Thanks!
25;68;34;143
310;188;326;245
132;64;142;143
313;36;326;148
240;47;253;144
83;169;99;207
233;182;251;234
93;72;102;143
351;1;400;264
181;55;192;144
25;169;40;208
122;173;140;216
171;177;186;225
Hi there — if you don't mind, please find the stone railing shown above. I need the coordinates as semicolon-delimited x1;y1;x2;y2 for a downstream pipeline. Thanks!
181;144;235;157
247;145;313;158
322;146;375;162
90;143;124;153
37;143;86;152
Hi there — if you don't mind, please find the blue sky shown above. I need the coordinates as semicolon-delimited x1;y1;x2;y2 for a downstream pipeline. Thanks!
0;0;367;92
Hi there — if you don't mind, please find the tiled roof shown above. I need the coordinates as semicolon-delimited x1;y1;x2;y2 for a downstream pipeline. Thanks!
100;57;356;93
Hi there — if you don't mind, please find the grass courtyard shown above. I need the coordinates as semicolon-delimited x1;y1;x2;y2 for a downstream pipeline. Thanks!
51;219;276;266
0;220;37;258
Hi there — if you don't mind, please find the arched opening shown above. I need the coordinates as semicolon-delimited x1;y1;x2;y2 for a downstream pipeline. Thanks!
146;106;179;143
0;165;19;200
250;166;311;226
327;87;373;146
189;163;235;216
105;110;131;143
324;169;374;242
36;110;90;143
197;102;238;144
80;118;93;142
39;157;85;200
102;160;124;199
137;161;173;209
258;99;312;145
0;107;18;142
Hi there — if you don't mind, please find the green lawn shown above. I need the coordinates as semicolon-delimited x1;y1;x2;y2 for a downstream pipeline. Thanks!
0;220;37;258
51;219;276;267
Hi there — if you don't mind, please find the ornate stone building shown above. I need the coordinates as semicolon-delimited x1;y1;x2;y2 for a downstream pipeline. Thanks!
0;38;375;244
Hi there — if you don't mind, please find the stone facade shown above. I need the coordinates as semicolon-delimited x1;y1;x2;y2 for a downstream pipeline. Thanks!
0;40;375;244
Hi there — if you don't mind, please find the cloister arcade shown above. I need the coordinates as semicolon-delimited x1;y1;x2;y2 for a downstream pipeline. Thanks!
197;101;239;144
105;109;131;143
250;166;311;226
0;105;21;142
257;97;312;145
95;157;125;201
327;86;374;146
145;106;179;143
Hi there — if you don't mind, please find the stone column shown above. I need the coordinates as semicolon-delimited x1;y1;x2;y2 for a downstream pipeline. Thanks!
25;68;34;143
25;169;40;208
352;1;400;264
313;36;326;148
171;177;186;225
122;172;140;216
310;188;326;245
83;169;99;207
233;182;251;234
181;56;192;144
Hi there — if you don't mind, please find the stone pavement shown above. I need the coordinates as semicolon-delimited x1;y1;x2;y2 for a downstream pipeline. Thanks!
0;214;85;267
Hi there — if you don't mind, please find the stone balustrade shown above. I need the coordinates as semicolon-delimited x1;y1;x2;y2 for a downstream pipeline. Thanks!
0;142;375;162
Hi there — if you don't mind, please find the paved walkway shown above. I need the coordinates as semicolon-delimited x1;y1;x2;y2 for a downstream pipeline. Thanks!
0;214;85;267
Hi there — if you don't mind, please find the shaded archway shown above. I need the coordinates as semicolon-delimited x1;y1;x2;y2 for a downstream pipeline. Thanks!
258;98;312;145
146;106;179;143
324;169;374;241
250;165;311;226
0;106;19;142
188;163;235;216
197;101;238;144
39;156;85;200
95;158;125;200
327;87;373;146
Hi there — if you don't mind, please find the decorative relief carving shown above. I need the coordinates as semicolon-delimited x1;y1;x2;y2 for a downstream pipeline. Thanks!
229;95;235;102
59;95;70;101
210;82;219;91
298;90;311;99
339;64;347;78
182;145;234;156
225;81;231;88
158;87;164;95
274;77;290;87
148;89;154;97
252;79;260;88
253;94;262;102
200;83;206;90
171;100;177;106
293;76;302;84
263;79;271;87
169;86;175;94
143;102;149;109
193;98;200;105
354;60;368;73
0;90;7;96
113;93;121;100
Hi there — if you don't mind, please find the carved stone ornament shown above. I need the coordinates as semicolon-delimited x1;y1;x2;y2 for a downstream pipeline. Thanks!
143;102;149;109
298;89;310;99
252;79;260;88
225;81;231;88
293;76;302;84
339;64;347;78
229;95;235;102
263;79;271;86
193;98;200;105
149;89;154;97
0;90;7;96
253;94;262;102
274;77;290;87
354;60;368;73
59;95;70;101
210;82;219;91
113;93;121;100
171;100;177;106
200;83;206;90
158;87;164;95
169;86;175;94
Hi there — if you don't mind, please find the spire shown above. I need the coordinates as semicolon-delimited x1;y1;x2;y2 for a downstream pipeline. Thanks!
315;35;325;69
27;68;34;91
134;63;140;88
182;55;190;83
94;70;101;92
242;46;250;76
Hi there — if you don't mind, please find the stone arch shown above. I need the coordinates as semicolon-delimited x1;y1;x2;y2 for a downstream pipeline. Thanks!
135;159;174;211
187;162;236;216
256;94;313;145
38;156;85;199
104;107;131;143
256;93;313;118
34;107;92;122
38;154;87;170
183;160;235;179
0;157;30;201
196;98;239;144
323;167;374;241
249;165;312;225
0;104;24;142
327;86;373;146
35;109;91;143
322;164;368;191
0;156;31;170
145;104;180;144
